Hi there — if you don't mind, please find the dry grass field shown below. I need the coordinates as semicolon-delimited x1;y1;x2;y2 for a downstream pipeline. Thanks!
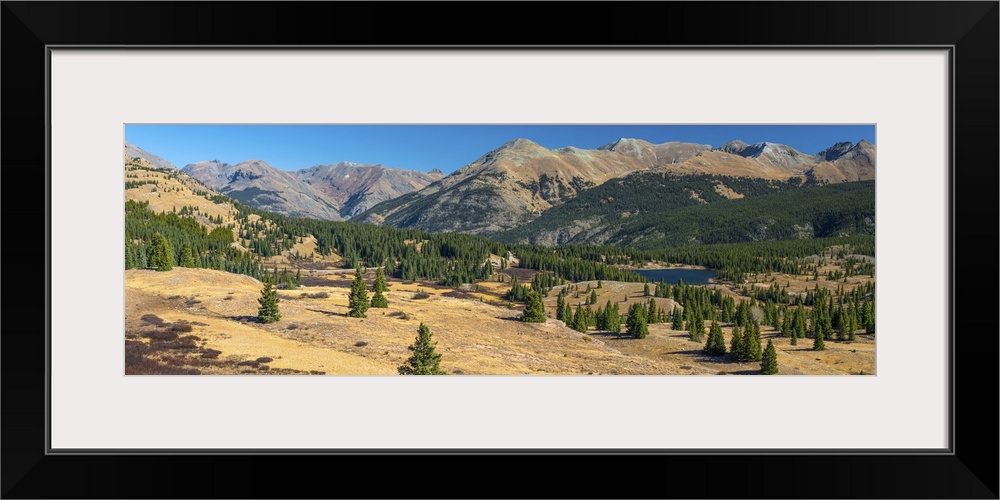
125;266;875;376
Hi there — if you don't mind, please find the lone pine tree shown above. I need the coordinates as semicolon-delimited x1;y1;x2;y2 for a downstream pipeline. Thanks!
813;329;827;351
370;267;389;308
257;279;281;323
761;339;779;374
521;290;546;323
397;323;447;375
348;267;370;318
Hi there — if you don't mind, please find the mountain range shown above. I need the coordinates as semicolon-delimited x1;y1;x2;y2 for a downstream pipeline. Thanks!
355;137;875;235
125;142;444;220
125;136;874;245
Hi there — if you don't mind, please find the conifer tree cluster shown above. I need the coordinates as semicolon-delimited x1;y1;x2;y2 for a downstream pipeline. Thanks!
704;320;727;355
595;300;621;334
147;232;174;271
727;320;763;362
370;267;389;308
626;302;649;339
503;276;531;303
521;290;546;323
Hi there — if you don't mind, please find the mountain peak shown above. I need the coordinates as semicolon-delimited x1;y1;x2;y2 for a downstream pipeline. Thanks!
124;141;177;170
818;141;856;161
718;140;750;154
429;168;444;175
501;138;544;150
740;142;803;158
597;138;655;158
599;137;645;151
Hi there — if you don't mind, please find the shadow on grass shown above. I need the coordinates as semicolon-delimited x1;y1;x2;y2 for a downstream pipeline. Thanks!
225;315;259;323
728;369;767;375
304;308;342;317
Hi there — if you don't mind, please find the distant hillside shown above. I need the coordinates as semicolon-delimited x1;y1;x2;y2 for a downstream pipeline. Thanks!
601;180;876;249
494;173;801;246
295;162;444;218
182;159;343;220
354;138;713;233
358;138;875;235
125;141;176;170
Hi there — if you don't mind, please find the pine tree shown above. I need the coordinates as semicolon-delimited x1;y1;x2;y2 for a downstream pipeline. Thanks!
813;329;826;351
643;283;651;296
746;320;763;362
609;302;622;334
688;310;704;342
572;305;587;333
864;301;876;334
705;320;727;355
257;279;281;323
147;232;174;271
179;240;196;268
589;289;598;305
521;290;546;323
556;294;567;322
348;267;370;318
671;306;684;330
761;339;778;374
370;267;389;308
626;302;649;339
730;325;746;362
397;323;447;375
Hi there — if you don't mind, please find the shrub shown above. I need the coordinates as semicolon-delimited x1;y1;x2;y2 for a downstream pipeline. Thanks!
140;314;166;327
170;322;194;332
201;349;222;359
354;341;368;347
146;330;178;341
255;357;273;363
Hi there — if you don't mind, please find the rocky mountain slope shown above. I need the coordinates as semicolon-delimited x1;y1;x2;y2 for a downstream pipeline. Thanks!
353;138;713;234
357;138;875;235
182;160;343;220
125;141;176;170
295;162;444;218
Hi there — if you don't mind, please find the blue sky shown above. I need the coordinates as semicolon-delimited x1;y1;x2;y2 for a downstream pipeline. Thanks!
125;124;875;174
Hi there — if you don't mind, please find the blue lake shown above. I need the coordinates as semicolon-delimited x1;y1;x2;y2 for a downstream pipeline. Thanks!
633;268;716;285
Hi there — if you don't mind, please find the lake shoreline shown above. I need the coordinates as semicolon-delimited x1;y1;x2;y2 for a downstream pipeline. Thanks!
632;267;717;286
627;262;710;271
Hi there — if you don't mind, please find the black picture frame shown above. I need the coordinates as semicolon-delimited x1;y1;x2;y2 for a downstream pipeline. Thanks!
3;2;996;498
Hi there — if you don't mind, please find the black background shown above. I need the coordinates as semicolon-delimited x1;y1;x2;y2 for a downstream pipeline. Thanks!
2;2;997;498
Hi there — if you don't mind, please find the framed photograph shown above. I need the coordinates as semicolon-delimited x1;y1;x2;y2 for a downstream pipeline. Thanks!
4;2;996;498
